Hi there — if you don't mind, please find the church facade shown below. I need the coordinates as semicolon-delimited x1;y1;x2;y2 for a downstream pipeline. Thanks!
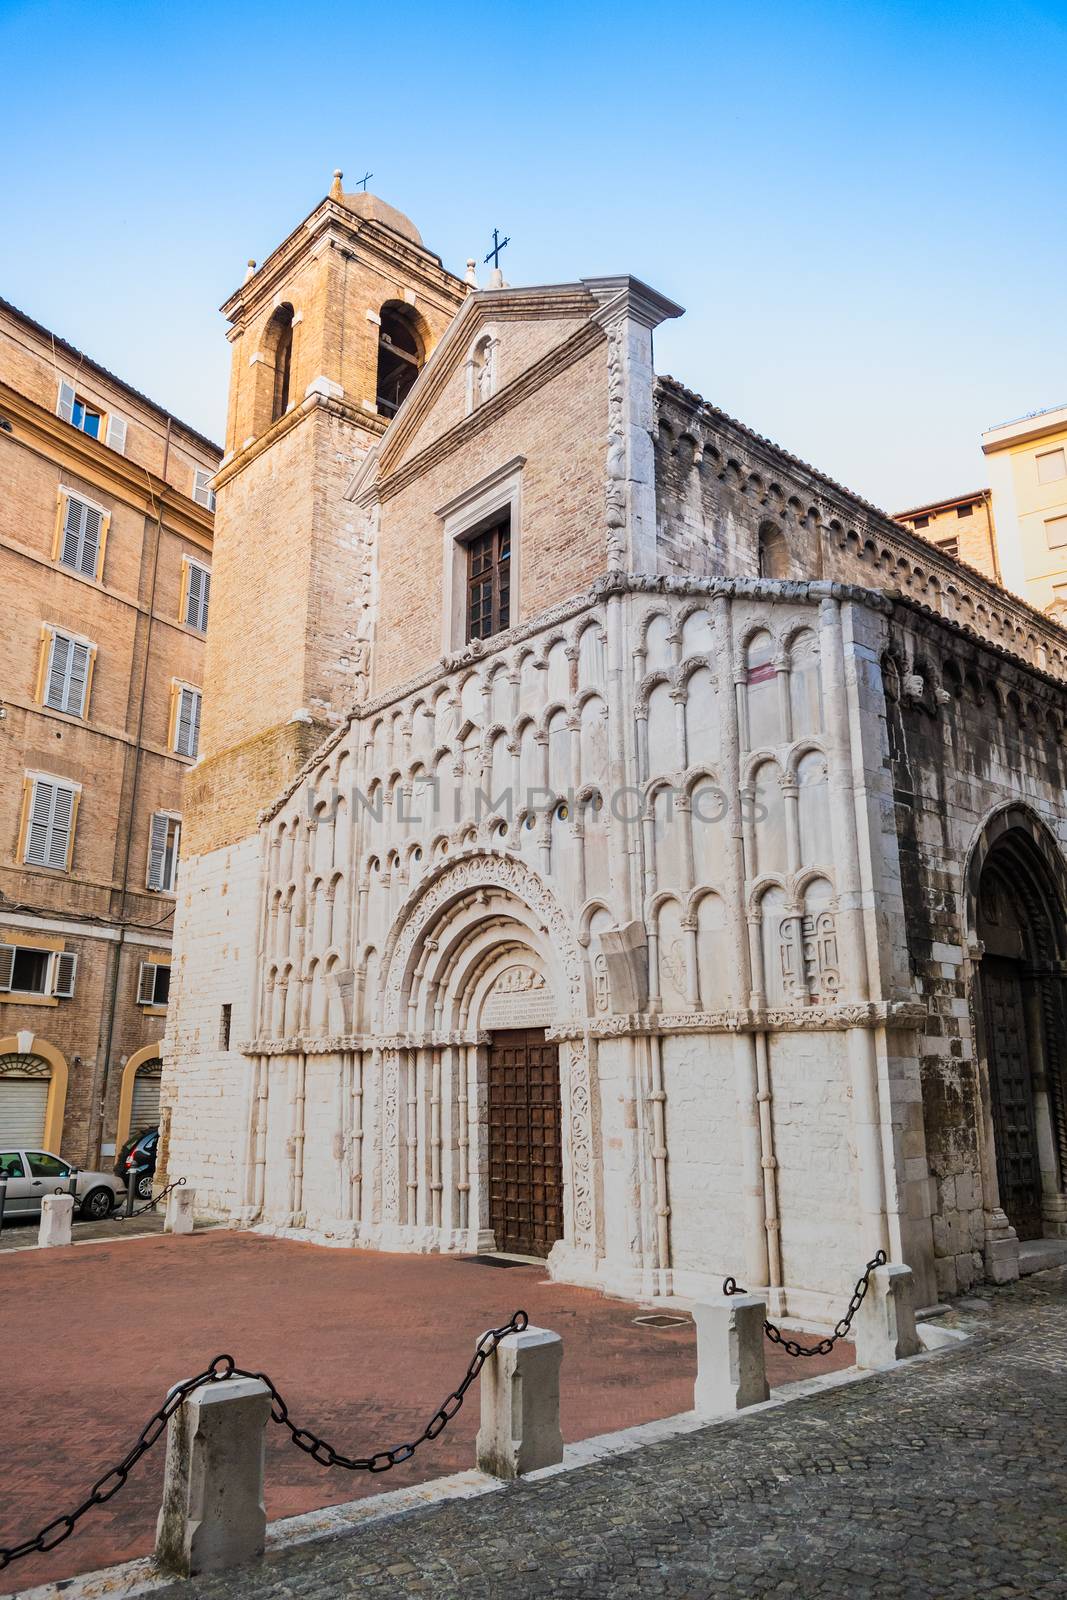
163;182;1067;1319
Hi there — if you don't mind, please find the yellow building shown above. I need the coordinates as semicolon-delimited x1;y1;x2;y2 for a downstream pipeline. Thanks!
894;488;999;580
0;296;220;1166
982;403;1067;619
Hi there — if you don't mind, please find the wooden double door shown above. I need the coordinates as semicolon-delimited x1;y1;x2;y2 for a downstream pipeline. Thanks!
487;1029;563;1258
982;957;1043;1240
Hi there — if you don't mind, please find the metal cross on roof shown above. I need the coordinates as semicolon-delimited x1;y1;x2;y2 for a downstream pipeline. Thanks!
484;228;510;269
356;171;373;192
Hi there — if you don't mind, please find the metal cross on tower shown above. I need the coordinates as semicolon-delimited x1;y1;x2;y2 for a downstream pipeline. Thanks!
356;171;373;192
484;228;510;269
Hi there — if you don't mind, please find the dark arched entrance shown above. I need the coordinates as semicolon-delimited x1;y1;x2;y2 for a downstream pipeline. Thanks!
970;811;1067;1240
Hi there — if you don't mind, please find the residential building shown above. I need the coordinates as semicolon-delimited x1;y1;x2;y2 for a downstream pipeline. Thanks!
982;403;1067;618
0;297;220;1166
894;488;999;579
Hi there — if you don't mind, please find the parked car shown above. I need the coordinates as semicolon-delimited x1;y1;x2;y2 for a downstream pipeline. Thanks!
114;1127;159;1201
0;1149;127;1221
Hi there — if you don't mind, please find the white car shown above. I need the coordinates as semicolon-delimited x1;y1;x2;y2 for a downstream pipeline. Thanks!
0;1149;127;1221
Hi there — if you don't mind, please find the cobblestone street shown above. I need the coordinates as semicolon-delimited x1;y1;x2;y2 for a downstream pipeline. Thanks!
141;1268;1067;1600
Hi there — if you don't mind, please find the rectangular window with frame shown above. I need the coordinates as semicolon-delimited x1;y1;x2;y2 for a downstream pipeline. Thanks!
192;469;216;512
1046;514;1067;550
182;558;211;631
171;684;202;759
956;503;973;519
41;627;95;716
137;961;171;1007
56;380;126;452
146;813;181;892
22;776;79;872
466;517;511;642
1037;447;1067;485
936;536;960;558
0;943;77;998
55;492;109;581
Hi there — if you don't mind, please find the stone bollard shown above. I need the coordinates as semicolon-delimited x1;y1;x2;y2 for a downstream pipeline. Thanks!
165;1186;195;1235
155;1377;272;1577
852;1263;921;1369
693;1294;769;1416
39;1192;74;1248
476;1325;563;1479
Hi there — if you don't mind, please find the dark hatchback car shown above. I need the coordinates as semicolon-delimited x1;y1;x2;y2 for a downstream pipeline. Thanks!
114;1127;159;1200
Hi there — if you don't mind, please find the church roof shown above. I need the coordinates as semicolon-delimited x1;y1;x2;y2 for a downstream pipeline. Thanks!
336;188;423;247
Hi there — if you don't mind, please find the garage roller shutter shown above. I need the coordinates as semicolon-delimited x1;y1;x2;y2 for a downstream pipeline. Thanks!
0;1077;49;1148
131;1069;161;1134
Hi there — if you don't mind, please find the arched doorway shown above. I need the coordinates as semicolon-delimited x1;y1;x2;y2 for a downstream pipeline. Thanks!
970;812;1067;1241
0;1034;68;1153
115;1044;163;1152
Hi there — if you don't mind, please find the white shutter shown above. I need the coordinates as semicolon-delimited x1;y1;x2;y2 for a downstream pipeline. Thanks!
59;497;102;578
46;785;74;869
193;469;216;510
0;1078;49;1149
147;813;169;890
45;633;72;709
198;570;211;630
185;563;204;628
105;413;128;454
61;498;86;567
52;951;77;998
137;962;157;1004
175;688;201;757
57;380;75;424
26;780;57;865
79;505;102;577
66;641;90;715
0;946;13;991
45;634;90;715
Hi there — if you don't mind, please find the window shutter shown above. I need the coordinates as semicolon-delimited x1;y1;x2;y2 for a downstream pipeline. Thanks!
199;570;211;630
186;563;204;628
52;951;77;998
0;946;13;991
57;381;75;423
105;414;128;454
79;505;102;577
61;498;86;567
138;962;156;1004
67;641;91;715
193;469;215;510
26;780;56;865
175;688;201;757
60;497;103;578
147;812;169;890
47;784;74;869
45;632;71;709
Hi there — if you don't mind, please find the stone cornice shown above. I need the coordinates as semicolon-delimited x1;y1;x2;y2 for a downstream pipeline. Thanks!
240;998;929;1056
0;382;215;546
212;391;384;493
583;275;685;331
221;196;465;326
656;373;1067;670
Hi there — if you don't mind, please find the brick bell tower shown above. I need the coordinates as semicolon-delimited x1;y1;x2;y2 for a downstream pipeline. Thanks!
188;174;468;855
162;178;466;1199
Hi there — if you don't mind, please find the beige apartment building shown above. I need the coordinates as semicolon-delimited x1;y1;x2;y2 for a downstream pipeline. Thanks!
982;403;1067;618
897;402;1067;619
0;297;220;1167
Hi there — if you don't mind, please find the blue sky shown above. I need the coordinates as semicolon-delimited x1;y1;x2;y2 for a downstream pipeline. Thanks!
2;0;1064;511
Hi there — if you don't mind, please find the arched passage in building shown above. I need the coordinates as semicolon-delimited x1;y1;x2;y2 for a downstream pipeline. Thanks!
115;1042;164;1152
0;1033;68;1153
969;809;1067;1241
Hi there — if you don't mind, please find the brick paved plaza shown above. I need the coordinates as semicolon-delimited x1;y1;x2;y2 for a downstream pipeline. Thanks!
0;1230;848;1591
144;1266;1067;1599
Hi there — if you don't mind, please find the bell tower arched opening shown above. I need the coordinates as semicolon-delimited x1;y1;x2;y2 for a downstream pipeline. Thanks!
376;302;425;418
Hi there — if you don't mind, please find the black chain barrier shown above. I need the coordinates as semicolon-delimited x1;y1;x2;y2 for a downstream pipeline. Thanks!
0;1308;528;1572
722;1249;887;1358
120;1175;188;1220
